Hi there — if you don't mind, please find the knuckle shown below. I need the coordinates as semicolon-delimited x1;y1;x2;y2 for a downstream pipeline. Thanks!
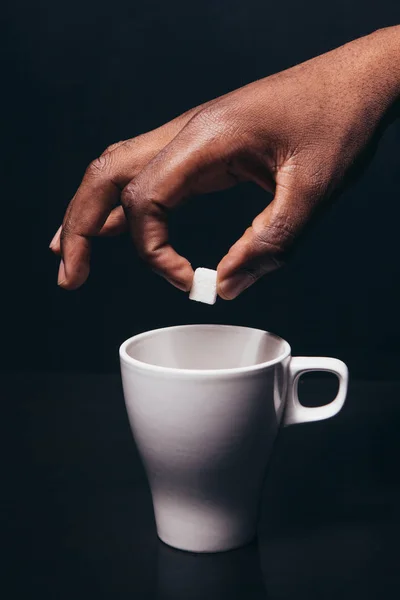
122;136;141;150
121;182;165;218
134;230;161;264
252;219;295;258
103;137;139;155
139;244;157;263
191;103;232;134
86;154;113;178
102;141;122;155
121;181;143;212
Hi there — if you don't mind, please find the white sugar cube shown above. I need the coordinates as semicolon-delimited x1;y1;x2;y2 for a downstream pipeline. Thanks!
189;268;217;305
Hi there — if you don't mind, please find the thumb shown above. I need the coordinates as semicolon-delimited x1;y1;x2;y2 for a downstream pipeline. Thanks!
217;185;313;299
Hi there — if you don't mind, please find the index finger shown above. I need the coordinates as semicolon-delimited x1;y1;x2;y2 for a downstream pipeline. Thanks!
119;111;240;291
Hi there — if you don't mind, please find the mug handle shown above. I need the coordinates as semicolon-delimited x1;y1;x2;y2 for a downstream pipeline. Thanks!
283;357;349;426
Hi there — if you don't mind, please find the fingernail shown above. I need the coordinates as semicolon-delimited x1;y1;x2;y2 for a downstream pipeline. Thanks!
49;226;62;249
57;260;66;286
218;273;254;300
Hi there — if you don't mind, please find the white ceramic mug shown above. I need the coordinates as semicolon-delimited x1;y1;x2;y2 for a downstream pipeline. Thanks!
120;325;348;553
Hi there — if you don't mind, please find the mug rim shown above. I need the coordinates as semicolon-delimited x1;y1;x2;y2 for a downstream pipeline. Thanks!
119;324;291;376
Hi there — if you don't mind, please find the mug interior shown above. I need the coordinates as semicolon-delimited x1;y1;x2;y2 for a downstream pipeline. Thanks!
121;325;290;371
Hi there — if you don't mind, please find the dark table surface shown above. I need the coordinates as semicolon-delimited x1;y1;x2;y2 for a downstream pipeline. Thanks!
4;374;400;599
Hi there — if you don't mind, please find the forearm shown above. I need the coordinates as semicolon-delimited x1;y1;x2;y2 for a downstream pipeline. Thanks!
341;26;400;118
280;25;400;136
364;26;400;109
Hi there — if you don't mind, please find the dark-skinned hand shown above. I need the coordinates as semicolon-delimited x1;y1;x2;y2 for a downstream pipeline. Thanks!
50;26;400;299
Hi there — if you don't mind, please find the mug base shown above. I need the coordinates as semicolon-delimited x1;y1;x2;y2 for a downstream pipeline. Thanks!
157;532;257;554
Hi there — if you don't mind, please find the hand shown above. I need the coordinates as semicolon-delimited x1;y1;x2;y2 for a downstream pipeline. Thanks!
50;26;400;298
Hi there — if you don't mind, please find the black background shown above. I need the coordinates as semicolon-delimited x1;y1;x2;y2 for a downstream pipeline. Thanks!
3;4;400;598
3;1;400;376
